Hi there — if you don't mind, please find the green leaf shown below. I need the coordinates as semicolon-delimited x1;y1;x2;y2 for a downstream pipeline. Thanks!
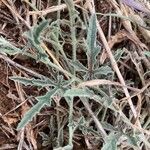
86;14;97;53
0;37;22;55
36;88;57;103
23;22;49;61
17;88;58;130
64;88;94;97
10;76;55;87
144;51;150;57
94;66;113;76
102;132;119;150
70;60;88;72
33;20;49;44
103;97;116;111
86;14;100;67
17;99;46;130
64;88;112;107
60;79;74;88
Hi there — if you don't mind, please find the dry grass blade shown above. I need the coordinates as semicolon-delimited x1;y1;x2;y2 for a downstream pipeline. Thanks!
0;144;17;150
28;0;82;15
120;81;150;101
78;79;140;92
81;98;107;138
121;0;150;15
110;0;150;70
0;54;44;78
41;43;69;79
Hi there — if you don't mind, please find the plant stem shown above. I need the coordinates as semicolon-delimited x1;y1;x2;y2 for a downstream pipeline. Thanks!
68;98;74;146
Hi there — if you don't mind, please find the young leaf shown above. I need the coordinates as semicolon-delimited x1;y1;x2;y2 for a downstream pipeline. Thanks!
17;88;58;130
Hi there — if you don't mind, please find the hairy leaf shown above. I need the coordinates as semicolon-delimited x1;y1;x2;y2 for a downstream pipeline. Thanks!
70;60;88;72
86;14;97;54
23;23;49;61
17;88;58;130
64;88;94;97
86;14;100;68
10;76;55;87
33;20;49;44
94;66;113;76
0;37;22;55
64;88;113;108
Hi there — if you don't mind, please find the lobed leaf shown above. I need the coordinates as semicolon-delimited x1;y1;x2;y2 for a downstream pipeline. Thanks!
10;76;55;87
17;88;58;130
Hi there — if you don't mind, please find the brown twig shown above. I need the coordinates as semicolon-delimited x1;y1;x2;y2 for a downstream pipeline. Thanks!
28;0;82;16
81;98;107;138
78;79;140;92
0;54;44;78
1;0;31;29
